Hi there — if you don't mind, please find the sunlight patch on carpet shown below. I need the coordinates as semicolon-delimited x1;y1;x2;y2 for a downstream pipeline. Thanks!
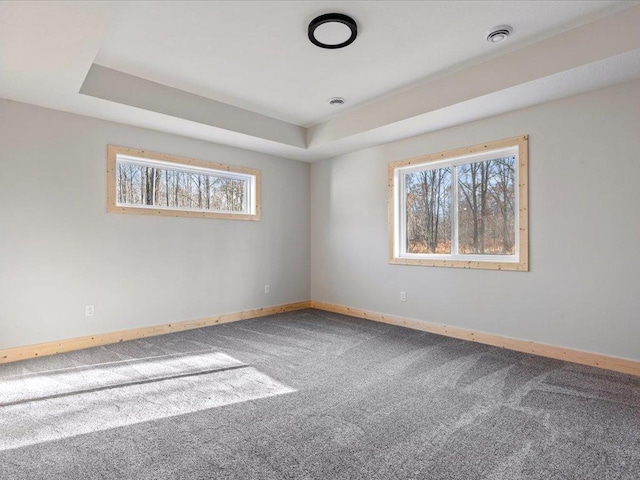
0;352;295;451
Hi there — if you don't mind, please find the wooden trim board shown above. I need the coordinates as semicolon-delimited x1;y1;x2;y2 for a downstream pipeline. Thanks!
0;301;311;365
3;299;638;377
310;301;640;377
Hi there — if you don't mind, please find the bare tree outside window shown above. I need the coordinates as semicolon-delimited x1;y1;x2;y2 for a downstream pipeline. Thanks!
457;156;515;255
116;163;247;213
403;157;515;256
405;167;452;254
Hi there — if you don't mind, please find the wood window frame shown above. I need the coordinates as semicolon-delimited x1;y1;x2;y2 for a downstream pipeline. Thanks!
107;145;261;221
388;135;529;271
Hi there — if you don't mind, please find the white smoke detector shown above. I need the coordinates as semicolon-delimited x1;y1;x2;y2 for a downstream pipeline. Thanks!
486;25;513;43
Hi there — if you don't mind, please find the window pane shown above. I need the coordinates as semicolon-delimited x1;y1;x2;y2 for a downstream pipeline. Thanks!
405;167;452;254
116;161;249;213
210;176;246;212
116;163;146;205
457;156;516;255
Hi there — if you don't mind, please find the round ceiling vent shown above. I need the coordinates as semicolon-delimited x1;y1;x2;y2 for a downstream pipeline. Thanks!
329;97;345;106
309;13;357;49
486;25;513;43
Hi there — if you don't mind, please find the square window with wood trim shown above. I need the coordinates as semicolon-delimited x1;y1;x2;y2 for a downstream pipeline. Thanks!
388;135;528;271
107;146;261;221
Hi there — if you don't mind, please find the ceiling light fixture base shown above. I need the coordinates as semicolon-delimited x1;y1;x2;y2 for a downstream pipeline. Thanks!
308;13;358;49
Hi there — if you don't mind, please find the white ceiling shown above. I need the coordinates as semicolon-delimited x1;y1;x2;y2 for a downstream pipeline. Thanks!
1;1;640;162
94;1;625;127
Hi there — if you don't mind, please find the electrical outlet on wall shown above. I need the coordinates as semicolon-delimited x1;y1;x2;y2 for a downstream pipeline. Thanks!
85;305;95;317
400;292;407;302
264;285;270;294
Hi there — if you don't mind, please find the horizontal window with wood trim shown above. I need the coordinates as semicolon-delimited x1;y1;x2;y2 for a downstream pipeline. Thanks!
107;146;261;221
388;135;528;271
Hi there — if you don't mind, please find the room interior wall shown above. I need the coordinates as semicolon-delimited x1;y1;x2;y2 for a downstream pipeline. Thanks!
0;99;310;350
2;79;639;364
310;78;640;362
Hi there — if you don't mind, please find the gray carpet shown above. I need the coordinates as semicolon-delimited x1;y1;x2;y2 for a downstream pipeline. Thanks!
0;308;639;479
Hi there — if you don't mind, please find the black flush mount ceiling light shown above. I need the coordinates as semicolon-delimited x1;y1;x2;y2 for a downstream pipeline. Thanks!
308;13;357;49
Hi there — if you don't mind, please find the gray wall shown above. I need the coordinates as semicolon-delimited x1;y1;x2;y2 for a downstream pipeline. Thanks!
311;79;640;361
2;79;639;362
0;100;310;349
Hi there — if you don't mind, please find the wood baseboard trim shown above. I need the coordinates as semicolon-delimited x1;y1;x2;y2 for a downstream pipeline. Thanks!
310;301;640;377
0;301;311;365
5;300;637;377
